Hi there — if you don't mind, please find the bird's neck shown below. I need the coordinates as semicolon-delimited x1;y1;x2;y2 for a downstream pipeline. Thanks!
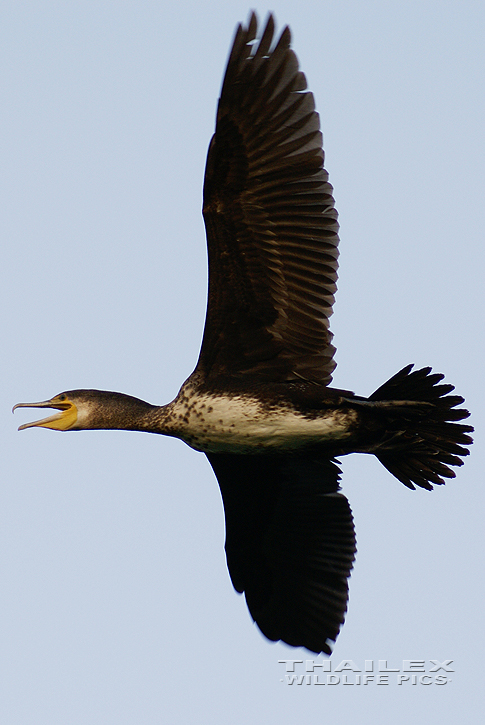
77;391;175;435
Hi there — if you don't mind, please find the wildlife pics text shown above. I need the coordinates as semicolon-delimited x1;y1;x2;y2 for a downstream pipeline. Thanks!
278;658;454;686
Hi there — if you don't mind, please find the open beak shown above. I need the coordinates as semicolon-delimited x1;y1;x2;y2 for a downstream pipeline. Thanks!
12;397;78;431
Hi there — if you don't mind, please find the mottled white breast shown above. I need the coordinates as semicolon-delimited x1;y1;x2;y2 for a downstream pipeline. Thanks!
167;390;358;453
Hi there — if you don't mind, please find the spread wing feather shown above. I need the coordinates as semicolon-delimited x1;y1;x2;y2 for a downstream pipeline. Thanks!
197;13;339;387
207;452;355;654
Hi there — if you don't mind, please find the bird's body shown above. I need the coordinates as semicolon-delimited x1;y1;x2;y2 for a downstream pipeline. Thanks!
15;13;472;655
158;385;358;453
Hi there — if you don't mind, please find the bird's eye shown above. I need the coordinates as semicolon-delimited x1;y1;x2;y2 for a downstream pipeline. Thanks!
59;394;66;401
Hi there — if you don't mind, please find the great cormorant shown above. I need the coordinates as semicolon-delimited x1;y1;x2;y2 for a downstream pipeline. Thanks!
14;13;473;655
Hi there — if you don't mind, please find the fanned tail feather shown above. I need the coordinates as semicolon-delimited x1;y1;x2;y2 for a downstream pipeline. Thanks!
369;365;473;490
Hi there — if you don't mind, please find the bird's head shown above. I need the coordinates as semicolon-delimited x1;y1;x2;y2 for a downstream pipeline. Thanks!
13;389;155;432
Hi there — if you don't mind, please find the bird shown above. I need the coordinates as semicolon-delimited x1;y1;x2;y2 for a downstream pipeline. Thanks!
14;13;473;655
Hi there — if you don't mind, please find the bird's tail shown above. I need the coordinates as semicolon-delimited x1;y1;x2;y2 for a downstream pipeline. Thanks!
367;364;473;490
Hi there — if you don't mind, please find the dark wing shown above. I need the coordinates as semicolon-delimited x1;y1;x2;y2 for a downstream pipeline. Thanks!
206;452;355;654
197;13;339;387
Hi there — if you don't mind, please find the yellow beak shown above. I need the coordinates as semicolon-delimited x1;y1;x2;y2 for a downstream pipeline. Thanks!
12;397;78;431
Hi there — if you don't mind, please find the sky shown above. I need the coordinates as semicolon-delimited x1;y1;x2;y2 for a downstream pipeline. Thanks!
2;0;484;722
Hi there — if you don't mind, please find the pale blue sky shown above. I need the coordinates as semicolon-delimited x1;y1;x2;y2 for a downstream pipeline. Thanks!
2;1;484;722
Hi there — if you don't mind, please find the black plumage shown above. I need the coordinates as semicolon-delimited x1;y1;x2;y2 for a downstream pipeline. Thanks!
200;13;338;386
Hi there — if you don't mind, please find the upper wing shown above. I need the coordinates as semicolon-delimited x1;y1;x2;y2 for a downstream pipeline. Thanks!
197;13;339;387
206;452;355;654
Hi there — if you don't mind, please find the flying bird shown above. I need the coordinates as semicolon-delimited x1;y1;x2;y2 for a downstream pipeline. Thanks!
14;13;473;655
